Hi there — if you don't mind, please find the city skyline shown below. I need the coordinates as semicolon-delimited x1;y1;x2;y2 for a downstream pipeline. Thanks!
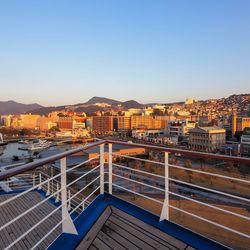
0;0;250;106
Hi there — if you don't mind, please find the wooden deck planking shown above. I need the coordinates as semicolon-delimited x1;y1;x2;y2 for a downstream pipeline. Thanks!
0;192;62;250
100;224;141;250
4;192;58;250
97;230;127;250
111;206;187;250
111;213;178;250
109;215;174;250
75;205;197;250
105;219;155;250
76;206;112;250
92;237;112;250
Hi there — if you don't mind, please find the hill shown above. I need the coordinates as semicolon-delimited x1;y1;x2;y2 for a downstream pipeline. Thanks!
0;101;43;115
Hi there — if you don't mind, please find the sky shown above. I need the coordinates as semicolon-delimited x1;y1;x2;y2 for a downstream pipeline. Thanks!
0;0;249;106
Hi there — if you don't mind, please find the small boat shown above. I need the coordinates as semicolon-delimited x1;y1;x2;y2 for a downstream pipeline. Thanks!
0;133;8;146
18;140;30;144
27;140;52;151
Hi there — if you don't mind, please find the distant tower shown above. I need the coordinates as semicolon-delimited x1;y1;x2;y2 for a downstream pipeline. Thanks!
232;112;237;138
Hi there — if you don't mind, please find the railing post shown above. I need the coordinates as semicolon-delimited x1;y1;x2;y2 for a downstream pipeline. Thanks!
82;199;85;212
46;179;50;196
160;152;169;221
32;174;35;187
100;144;104;194
67;190;71;211
55;183;59;202
60;157;77;235
108;143;112;194
38;173;42;190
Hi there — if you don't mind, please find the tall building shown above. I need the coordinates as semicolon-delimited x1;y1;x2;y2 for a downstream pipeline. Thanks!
241;127;250;156
231;112;250;137
231;112;237;137
58;117;74;130
236;117;250;132
92;116;113;134
117;116;131;132
189;126;226;152
20;114;40;129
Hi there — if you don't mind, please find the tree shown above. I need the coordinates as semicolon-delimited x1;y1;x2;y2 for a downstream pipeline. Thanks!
19;128;32;136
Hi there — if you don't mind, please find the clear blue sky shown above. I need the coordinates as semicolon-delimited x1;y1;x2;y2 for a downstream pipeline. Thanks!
0;0;249;106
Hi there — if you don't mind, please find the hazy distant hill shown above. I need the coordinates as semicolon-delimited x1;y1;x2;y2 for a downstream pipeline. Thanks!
28;106;65;115
3;94;249;116
122;100;143;108
0;101;43;115
30;96;143;115
85;96;120;105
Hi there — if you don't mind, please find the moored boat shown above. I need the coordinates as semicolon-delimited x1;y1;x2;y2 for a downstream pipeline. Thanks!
0;133;8;146
27;140;52;151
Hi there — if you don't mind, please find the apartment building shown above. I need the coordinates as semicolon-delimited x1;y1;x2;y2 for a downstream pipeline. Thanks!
92;116;113;134
117;116;131;132
231;112;250;136
20;114;40;129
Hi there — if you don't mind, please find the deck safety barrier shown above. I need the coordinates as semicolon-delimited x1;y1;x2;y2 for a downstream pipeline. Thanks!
0;139;249;249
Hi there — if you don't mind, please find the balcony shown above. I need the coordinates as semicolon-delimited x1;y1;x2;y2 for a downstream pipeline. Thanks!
0;140;249;249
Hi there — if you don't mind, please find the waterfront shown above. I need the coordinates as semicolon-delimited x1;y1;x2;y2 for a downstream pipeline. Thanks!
0;141;84;168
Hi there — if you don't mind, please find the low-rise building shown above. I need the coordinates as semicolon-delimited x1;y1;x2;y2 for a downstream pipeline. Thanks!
189;126;226;152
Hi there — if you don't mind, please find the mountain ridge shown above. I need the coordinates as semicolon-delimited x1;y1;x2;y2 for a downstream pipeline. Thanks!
0;94;249;115
0;100;43;115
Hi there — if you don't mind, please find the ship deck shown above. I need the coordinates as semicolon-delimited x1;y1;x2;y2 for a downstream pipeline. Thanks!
0;191;62;250
77;205;192;250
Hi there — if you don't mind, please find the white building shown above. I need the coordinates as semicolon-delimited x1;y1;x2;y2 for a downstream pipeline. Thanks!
166;120;196;137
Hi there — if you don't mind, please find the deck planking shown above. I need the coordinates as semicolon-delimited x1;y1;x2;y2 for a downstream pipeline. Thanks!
0;192;62;250
76;205;196;250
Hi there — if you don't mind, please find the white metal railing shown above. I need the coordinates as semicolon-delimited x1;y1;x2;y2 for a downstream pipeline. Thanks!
110;150;250;241
0;149;103;250
0;140;249;249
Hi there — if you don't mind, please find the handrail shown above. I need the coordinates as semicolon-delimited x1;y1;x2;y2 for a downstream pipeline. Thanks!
106;140;250;164
1;139;249;181
0;140;104;180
